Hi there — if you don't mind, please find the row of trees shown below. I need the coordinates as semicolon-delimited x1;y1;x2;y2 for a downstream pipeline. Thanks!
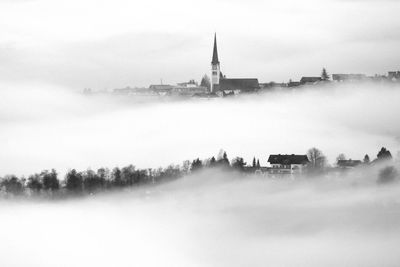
0;147;397;197
334;147;394;166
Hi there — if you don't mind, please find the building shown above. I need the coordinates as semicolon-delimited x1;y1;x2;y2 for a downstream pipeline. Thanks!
332;74;367;82
149;84;174;95
268;154;309;174
171;86;208;96
211;34;221;93
337;159;362;169
300;77;322;85
287;81;301;87
259;82;287;90
388;71;400;81
220;78;260;94
211;34;260;95
177;80;198;88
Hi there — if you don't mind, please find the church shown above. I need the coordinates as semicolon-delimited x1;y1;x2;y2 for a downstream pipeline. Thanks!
210;34;260;95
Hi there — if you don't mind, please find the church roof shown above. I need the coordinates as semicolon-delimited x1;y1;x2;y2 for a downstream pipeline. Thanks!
220;78;260;91
212;34;219;65
300;77;322;84
268;154;309;165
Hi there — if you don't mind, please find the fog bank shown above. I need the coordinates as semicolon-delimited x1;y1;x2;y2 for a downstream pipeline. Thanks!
1;82;400;176
1;168;400;266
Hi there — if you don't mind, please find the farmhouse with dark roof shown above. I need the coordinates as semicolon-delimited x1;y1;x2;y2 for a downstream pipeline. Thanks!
268;154;309;174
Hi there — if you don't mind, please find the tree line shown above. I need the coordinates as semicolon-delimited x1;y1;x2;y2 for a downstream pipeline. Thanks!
0;147;398;198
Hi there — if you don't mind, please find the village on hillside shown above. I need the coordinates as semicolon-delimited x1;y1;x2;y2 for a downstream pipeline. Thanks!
0;146;398;198
83;34;400;98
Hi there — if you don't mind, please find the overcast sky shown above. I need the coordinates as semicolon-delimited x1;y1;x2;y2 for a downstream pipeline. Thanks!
1;0;400;89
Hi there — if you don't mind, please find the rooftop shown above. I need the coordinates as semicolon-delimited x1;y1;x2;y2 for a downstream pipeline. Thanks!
268;154;309;165
220;78;260;91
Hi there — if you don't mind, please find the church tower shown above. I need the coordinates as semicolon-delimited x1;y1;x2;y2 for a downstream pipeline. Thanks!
211;33;221;93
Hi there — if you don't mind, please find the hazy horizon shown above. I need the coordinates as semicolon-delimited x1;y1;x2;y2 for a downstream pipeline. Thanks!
1;0;400;89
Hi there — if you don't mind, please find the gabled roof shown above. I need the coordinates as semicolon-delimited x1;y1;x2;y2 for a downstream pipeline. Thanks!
268;154;309;165
212;33;219;65
300;77;322;84
220;78;260;91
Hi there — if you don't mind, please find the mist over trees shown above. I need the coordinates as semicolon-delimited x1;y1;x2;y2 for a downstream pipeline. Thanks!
200;74;211;90
0;146;398;199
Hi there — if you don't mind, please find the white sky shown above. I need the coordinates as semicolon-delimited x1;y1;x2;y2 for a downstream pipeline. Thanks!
1;0;400;88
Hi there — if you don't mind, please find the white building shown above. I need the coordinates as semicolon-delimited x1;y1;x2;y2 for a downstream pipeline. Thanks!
267;154;309;175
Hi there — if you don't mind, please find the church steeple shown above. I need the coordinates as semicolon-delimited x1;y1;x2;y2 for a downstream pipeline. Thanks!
211;33;221;93
212;33;219;65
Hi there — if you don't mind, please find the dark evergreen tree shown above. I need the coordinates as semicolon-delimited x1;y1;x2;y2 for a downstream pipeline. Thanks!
377;147;392;161
257;159;261;169
363;154;370;164
321;68;330;81
191;158;203;172
217;151;230;167
209;156;216;167
252;157;256;168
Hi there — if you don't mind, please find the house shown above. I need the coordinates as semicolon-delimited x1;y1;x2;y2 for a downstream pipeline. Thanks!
268;154;309;174
149;85;174;95
368;74;388;82
288;81;301;87
337;159;362;169
388;71;400;82
259;82;287;90
177;80;198;88
300;77;322;85
171;86;208;96
332;74;366;82
243;166;270;174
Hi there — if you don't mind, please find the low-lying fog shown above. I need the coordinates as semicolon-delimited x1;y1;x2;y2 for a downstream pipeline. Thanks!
0;82;399;176
1;83;400;266
1;168;400;266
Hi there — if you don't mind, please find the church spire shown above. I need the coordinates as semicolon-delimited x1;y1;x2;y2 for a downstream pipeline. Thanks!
212;33;219;65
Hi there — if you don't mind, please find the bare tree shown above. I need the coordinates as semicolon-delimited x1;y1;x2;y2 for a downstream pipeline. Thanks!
307;147;327;171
